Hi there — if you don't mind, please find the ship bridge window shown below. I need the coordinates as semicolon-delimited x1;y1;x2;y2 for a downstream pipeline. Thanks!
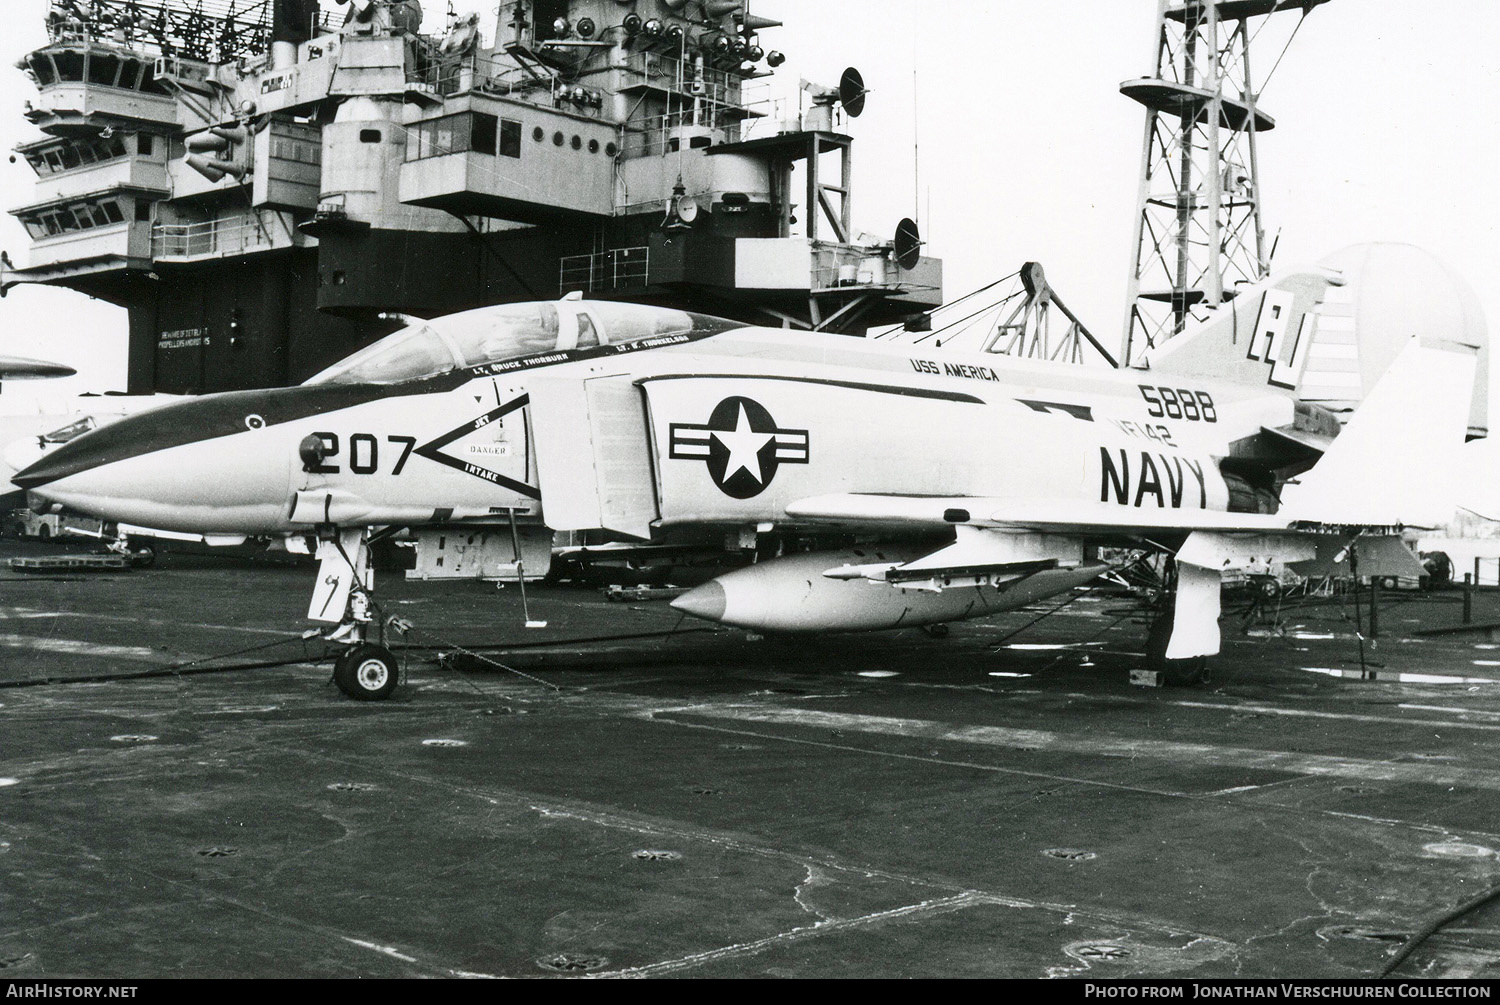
20;196;127;239
471;114;496;155
271;136;321;164
139;60;166;95
54;50;84;82
27;55;56;86
22;134;130;176
406;112;517;161
500;119;521;158
88;53;121;86
115;58;146;90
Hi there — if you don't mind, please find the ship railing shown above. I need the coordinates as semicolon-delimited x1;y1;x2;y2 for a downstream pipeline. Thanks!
44;20;170;58
625;108;741;158
43;0;273;63
308;10;341;37
409;50;554;100
150;211;287;261
558;246;650;295
620;50;744;110
737;90;786;141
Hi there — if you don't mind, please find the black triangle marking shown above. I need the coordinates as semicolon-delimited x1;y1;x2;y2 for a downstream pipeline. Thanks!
414;394;539;498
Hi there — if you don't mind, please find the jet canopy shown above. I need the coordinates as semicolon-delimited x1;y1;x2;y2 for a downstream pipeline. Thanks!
305;300;744;386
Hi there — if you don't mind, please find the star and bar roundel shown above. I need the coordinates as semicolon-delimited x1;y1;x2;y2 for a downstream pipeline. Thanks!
669;396;810;498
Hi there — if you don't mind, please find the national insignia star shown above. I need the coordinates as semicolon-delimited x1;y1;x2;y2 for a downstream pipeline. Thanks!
712;403;775;485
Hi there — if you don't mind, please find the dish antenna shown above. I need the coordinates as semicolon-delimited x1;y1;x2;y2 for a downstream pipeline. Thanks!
893;217;921;270
838;67;867;118
801;66;868;124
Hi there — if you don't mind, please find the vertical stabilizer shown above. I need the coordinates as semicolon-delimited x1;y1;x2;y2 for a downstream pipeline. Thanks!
1141;268;1338;393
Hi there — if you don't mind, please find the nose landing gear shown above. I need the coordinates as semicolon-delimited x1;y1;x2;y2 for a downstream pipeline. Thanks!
333;642;401;700
310;528;404;701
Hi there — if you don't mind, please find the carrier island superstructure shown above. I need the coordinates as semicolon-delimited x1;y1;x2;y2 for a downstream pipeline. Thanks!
3;0;942;393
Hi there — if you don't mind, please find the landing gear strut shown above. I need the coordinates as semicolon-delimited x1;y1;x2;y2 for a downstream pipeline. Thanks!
1144;557;1211;687
1145;609;1208;687
310;528;403;701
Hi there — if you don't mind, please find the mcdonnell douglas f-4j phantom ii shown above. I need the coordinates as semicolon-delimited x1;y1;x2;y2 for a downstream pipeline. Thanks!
12;250;1487;699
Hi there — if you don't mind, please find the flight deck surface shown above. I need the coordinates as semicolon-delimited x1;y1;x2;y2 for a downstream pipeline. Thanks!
2;539;1500;979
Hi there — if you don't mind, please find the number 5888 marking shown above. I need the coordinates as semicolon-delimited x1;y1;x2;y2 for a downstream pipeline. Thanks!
1139;385;1216;423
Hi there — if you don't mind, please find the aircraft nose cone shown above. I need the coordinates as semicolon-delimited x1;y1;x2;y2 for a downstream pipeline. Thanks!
11;382;390;534
12;388;283;491
11;441;91;490
670;580;727;622
9;391;291;532
2;437;45;483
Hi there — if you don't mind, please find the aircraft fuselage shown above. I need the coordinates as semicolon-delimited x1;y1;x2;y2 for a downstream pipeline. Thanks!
14;319;1296;540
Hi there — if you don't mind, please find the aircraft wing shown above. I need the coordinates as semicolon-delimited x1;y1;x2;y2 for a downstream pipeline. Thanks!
784;493;1294;535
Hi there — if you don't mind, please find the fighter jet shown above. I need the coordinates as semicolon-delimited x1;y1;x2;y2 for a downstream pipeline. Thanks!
12;261;1484;700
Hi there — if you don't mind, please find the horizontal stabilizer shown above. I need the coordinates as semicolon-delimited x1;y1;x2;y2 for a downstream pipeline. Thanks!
1257;424;1332;460
1290;535;1424;580
1279;336;1478;527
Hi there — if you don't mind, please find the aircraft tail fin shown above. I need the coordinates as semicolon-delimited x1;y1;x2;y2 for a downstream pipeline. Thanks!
1143;246;1489;441
1140;267;1338;394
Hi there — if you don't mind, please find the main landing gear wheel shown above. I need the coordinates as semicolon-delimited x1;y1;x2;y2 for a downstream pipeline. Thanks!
333;643;400;701
1145;611;1208;688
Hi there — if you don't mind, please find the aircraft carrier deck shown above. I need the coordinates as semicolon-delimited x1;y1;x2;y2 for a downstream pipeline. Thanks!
4;538;1500;980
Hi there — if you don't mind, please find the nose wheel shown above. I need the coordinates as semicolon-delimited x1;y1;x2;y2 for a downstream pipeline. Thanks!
333;643;401;701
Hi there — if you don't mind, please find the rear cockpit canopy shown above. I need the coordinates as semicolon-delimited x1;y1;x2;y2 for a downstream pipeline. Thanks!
305;300;743;386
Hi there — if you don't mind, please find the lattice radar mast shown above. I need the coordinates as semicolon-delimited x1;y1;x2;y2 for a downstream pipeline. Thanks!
1120;0;1331;367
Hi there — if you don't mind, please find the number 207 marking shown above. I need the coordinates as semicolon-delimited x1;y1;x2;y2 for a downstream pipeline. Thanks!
306;433;417;475
1138;386;1216;423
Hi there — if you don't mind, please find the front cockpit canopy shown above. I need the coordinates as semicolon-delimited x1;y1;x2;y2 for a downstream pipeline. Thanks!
305;300;744;386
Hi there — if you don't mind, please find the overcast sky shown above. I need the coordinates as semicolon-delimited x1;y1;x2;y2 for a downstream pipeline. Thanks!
0;0;1495;419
